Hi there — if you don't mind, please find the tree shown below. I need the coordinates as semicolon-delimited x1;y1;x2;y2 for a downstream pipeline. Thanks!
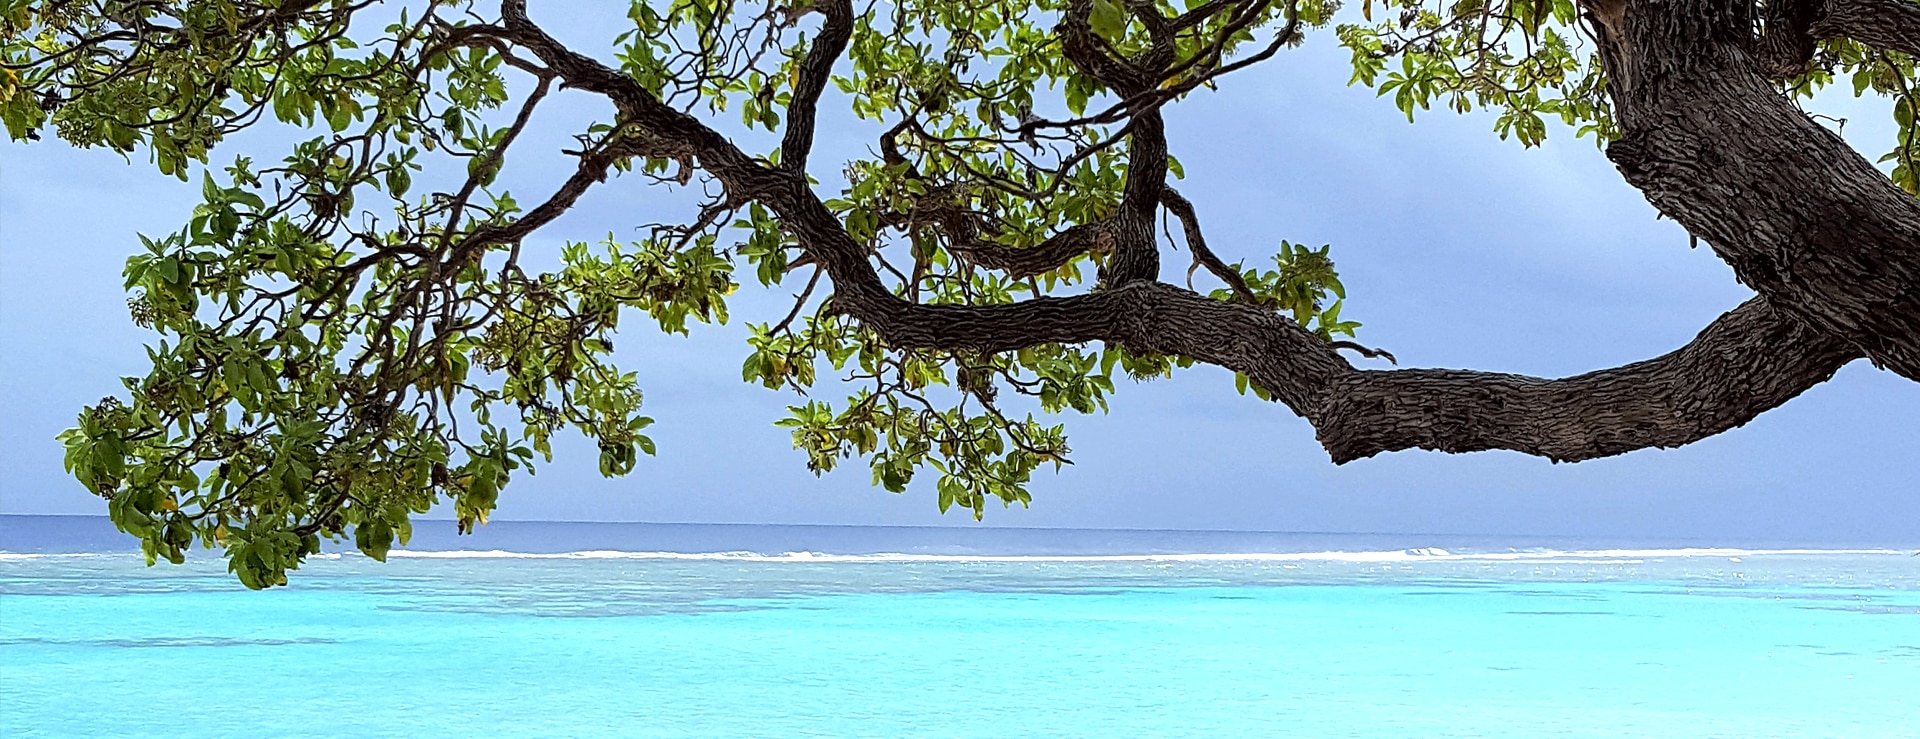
5;0;1914;587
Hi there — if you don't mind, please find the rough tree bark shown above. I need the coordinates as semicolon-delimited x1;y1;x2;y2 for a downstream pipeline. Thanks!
1816;0;1920;58
1590;0;1920;381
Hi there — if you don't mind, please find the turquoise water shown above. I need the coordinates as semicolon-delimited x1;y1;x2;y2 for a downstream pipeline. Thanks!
4;544;1919;738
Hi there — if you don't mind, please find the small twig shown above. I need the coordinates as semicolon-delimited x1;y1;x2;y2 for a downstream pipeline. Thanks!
770;266;824;335
1328;340;1397;365
1161;186;1255;301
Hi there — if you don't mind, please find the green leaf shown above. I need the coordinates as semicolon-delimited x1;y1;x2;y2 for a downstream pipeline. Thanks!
1090;0;1127;41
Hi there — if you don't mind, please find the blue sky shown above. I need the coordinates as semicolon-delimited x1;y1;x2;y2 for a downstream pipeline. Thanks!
3;23;1916;543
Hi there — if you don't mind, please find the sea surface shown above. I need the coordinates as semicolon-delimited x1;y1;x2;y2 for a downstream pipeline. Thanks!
3;515;1918;738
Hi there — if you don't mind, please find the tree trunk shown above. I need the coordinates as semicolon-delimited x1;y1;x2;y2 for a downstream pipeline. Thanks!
1589;0;1920;378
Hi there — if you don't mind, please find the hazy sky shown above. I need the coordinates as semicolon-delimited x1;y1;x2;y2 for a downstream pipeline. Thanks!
3;17;1916;543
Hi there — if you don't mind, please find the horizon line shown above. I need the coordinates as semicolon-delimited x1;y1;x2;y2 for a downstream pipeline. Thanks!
0;513;1872;544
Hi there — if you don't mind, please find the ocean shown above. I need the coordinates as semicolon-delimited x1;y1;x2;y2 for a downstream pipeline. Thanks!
2;515;1917;738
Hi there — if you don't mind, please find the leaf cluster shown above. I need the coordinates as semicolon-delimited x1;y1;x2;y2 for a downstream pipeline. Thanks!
1337;0;1610;147
11;0;1380;584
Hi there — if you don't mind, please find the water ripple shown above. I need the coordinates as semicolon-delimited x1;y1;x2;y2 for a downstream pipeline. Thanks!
2;636;338;648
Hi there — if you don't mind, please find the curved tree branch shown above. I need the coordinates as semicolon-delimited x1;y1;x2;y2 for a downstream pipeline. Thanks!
1759;0;1920;79
446;0;1877;513
1314;298;1857;462
950;223;1113;278
1051;0;1173;288
778;0;855;173
50;0;1899;589
1814;0;1920;59
1584;0;1920;379
856;282;1857;463
1161;185;1255;300
491;0;1863;466
1759;0;1824;78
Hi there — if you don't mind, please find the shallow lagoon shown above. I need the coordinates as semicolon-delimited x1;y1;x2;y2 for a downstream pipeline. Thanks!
5;538;1919;738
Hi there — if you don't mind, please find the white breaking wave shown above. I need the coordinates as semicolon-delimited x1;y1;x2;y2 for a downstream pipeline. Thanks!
0;552;115;561
374;547;1912;564
2;547;1909;563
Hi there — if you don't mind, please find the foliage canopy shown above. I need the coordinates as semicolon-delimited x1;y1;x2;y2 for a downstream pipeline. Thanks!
8;0;1918;586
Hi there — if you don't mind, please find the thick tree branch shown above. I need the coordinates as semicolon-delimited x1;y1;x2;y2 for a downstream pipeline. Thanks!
1584;0;1920;379
1759;0;1824;78
778;0;855;173
870;132;1113;280
494;0;1864;466
859;282;1856;463
1814;0;1920;58
1760;0;1920;78
951;223;1113;278
1057;0;1153;92
1100;107;1168;287
1315;298;1856;462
